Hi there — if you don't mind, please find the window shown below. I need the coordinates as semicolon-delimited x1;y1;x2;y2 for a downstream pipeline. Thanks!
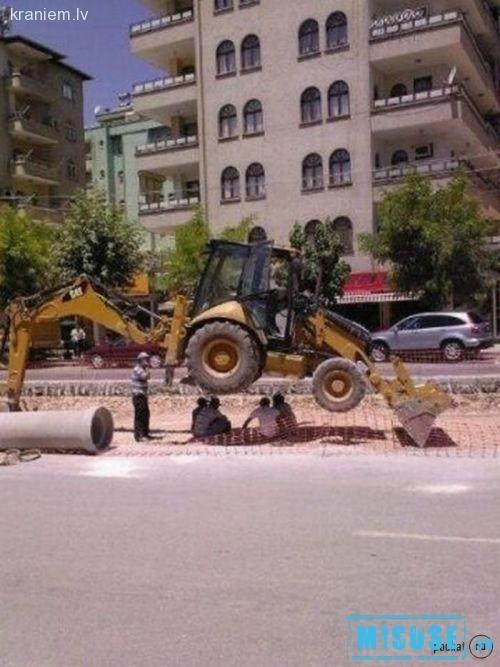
62;81;74;100
305;219;321;240
328;80;350;118
215;0;233;10
418;315;462;329
246;162;265;198
414;75;433;93
65;122;77;142
243;99;263;134
299;19;320;56
110;135;123;156
241;34;261;70
219;104;238;138
221;166;240;200
390;83;407;98
331;216;353;254
329;149;351;185
248;226;267;243
216;40;236;75
66;160;77;181
148;127;170;143
326;12;348;49
391;150;409;166
301;87;322;123
302;153;323;190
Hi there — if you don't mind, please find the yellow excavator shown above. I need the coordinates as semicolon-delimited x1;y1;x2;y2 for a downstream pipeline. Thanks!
0;240;452;446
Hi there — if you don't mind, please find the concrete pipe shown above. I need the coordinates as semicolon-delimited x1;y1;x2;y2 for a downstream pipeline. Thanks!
0;407;114;454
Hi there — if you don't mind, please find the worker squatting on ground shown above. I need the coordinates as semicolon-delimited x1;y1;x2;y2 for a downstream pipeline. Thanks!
131;352;152;442
243;397;281;438
191;396;232;438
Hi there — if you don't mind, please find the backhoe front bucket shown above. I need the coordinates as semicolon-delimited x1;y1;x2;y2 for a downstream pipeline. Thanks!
394;397;447;448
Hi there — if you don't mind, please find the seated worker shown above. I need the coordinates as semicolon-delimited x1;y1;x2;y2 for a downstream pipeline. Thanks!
191;397;208;436
243;397;280;439
193;396;231;438
273;393;298;434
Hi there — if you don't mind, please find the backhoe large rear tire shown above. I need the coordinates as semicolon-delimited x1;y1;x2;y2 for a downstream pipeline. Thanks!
186;322;260;394
312;358;366;413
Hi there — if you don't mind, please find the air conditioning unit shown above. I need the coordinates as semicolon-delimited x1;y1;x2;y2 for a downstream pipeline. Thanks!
415;143;434;160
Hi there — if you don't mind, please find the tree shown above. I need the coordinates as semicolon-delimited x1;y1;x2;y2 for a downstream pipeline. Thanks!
0;206;60;309
159;206;254;295
289;219;351;306
360;174;493;308
57;190;144;288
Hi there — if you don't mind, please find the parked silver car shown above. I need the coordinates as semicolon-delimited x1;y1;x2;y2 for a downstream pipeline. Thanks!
371;312;493;362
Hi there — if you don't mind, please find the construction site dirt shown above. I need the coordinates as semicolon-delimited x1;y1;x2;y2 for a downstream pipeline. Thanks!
21;393;500;458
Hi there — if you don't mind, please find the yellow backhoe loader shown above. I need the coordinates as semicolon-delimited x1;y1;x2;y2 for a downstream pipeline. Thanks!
0;240;452;446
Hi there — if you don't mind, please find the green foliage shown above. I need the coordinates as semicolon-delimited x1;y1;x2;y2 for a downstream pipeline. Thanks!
0;206;60;309
289;219;351;305
360;174;492;308
57;190;144;288
159;207;254;295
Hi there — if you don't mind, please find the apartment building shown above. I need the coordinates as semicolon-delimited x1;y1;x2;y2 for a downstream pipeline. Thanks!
0;34;90;223
85;96;170;250
129;0;500;275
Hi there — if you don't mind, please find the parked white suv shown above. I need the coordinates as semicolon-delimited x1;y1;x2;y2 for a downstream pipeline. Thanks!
371;312;493;362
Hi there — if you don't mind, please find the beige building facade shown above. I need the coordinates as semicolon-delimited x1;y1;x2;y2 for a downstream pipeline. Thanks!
130;0;500;271
0;35;89;224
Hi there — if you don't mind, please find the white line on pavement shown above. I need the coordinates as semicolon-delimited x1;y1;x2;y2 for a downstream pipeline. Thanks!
354;531;500;545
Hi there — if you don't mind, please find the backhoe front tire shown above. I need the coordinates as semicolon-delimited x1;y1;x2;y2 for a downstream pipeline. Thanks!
312;358;367;413
185;322;260;394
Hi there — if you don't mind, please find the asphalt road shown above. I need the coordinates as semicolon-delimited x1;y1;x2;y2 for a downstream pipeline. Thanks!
1;353;500;384
0;454;498;666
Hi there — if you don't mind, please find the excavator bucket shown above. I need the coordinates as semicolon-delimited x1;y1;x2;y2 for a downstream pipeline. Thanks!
393;396;448;448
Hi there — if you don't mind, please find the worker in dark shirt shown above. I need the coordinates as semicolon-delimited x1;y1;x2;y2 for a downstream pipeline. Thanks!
273;392;298;434
191;397;208;436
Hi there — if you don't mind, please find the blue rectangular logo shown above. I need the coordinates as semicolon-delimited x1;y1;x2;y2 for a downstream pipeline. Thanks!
347;614;467;662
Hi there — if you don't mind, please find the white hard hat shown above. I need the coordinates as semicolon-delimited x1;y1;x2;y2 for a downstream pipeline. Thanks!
137;352;150;361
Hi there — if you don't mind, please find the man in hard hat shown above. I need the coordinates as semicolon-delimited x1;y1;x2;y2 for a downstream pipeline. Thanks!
131;351;152;442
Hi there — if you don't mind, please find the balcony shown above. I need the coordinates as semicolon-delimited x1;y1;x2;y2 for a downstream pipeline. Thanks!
370;10;498;114
130;8;195;68
373;157;461;185
372;85;499;152
138;193;200;234
11;157;59;185
136;135;199;173
9;116;59;146
132;73;197;123
8;71;57;103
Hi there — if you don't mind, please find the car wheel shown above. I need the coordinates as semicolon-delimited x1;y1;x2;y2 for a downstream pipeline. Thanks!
149;354;162;369
91;354;105;369
371;341;390;363
441;340;465;363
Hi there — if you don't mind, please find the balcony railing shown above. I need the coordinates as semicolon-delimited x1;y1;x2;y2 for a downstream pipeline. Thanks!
370;10;494;81
8;71;56;100
9;115;59;142
136;135;198;155
373;158;461;183
130;8;194;36
139;194;200;214
373;84;460;110
11;156;59;182
133;72;196;96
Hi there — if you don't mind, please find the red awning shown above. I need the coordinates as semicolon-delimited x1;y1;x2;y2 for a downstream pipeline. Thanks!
342;272;391;295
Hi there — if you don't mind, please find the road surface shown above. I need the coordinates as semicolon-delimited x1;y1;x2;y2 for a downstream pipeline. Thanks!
0;454;498;666
1;353;500;385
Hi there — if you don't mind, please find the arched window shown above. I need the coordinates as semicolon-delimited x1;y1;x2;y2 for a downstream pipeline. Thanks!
305;219;321;241
241;34;261;70
216;40;236;75
246;163;265;198
66;159;77;180
215;0;233;10
243;99;263;134
332;216;353;255
326;12;348;49
328;81;350;118
391;150;409;166
219;104;237;138
390;83;407;98
302;153;323;190
221;166;240;200
298;19;319;55
301;87;322;123
330;149;351;185
248;226;267;243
